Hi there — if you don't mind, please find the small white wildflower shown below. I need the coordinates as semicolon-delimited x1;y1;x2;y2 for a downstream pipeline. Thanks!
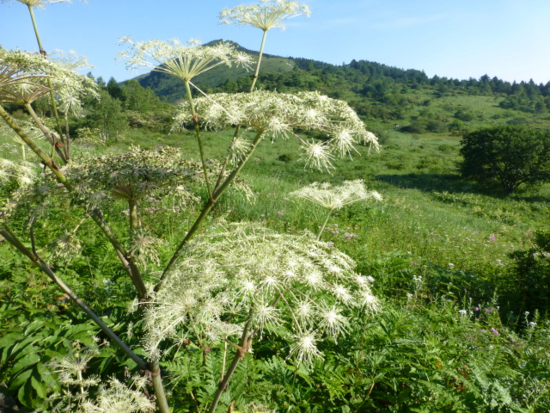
333;284;353;305
319;306;347;337
288;332;322;364
358;291;380;312
301;141;334;172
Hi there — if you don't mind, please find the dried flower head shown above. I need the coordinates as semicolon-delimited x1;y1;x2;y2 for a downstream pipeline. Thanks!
144;223;379;363
220;0;311;31
174;90;378;171
117;37;253;83
290;180;382;211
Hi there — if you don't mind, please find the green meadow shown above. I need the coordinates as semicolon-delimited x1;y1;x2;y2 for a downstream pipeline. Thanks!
2;124;550;411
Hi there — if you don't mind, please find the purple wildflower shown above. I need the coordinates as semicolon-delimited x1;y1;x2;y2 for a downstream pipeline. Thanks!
490;328;499;335
489;234;496;242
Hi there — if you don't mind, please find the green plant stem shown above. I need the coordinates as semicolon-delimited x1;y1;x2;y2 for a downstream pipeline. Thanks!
0;105;148;299
208;316;254;413
317;209;334;240
216;29;267;187
150;360;171;413
27;5;69;161
156;130;266;293
250;29;268;92
24;102;67;163
64;111;71;157
184;79;212;199
129;199;139;231
0;104;66;183
0;226;148;370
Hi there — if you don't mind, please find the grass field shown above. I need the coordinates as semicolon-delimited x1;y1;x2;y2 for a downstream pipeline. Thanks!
2;125;550;411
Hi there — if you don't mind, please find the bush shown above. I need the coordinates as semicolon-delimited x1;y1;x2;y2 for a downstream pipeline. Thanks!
460;126;550;193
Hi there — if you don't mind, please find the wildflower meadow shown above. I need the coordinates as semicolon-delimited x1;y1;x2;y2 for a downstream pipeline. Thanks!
1;1;550;412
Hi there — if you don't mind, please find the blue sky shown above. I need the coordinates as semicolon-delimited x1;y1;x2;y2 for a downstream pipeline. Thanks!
1;0;549;85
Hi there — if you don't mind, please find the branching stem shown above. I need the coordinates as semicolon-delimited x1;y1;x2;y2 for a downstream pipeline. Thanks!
184;79;212;199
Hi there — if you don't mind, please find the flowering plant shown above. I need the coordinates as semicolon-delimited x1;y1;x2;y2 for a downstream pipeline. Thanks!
0;1;381;412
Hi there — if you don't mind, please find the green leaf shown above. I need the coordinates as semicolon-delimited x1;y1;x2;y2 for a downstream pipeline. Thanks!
31;373;47;399
0;332;24;347
12;353;40;375
18;379;36;408
9;368;32;391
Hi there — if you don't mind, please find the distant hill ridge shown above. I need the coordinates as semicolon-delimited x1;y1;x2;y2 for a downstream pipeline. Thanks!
134;40;550;123
134;39;296;103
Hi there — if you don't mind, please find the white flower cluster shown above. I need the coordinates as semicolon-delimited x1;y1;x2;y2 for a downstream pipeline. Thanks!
1;0;86;9
144;223;379;363
117;38;253;82
0;48;98;106
174;90;379;171
220;0;311;31
0;157;36;187
290;180;382;211
39;344;154;413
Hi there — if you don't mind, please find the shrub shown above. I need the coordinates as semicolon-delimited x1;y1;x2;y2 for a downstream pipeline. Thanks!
460;126;550;193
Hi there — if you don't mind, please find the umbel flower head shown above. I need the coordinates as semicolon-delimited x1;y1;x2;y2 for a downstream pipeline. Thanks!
173;90;379;171
0;0;87;9
290;180;383;211
143;223;379;362
117;37;253;83
0;48;98;105
220;0;311;31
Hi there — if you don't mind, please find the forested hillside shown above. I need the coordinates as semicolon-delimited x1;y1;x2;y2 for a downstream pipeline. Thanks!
125;40;550;141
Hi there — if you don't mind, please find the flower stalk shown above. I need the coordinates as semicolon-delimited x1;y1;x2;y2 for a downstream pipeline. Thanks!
26;3;69;160
184;79;212;198
250;29;268;92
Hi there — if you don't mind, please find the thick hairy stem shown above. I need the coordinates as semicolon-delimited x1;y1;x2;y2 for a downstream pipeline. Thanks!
0;105;67;184
0;226;147;370
149;360;171;413
216;30;267;188
250;29;268;92
129;198;139;231
156;130;265;292
317;209;334;240
27;5;68;161
88;208;147;300
1;106;148;299
24;103;67;163
184;80;212;199
208;317;254;413
64;112;71;158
